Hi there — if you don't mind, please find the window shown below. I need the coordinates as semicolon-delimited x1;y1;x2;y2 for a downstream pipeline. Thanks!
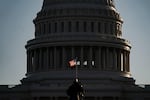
110;23;113;35
61;22;64;32
104;23;108;33
54;22;57;33
76;21;79;32
39;24;42;34
43;23;46;34
91;22;94;32
68;21;72;32
98;22;101;33
83;22;87;32
48;23;51;33
109;49;113;68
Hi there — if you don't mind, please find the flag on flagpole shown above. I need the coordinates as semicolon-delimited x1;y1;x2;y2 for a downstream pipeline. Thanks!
69;59;76;67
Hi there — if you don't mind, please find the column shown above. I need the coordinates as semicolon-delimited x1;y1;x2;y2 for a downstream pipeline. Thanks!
58;21;61;33
41;22;45;35
46;47;49;70
101;22;104;34
87;21;91;32
54;47;57;69
54;22;57;33
39;48;42;70
72;21;76;33
64;21;68;32
121;52;123;71
79;21;83;32
39;24;42;34
106;47;109;69
113;48;117;70
43;49;46;70
27;51;30;72
45;22;48;34
34;50;38;71
107;23;110;35
62;47;65;68
95;47;99;69
127;52;130;72
48;22;51;34
71;47;75;59
98;47;101;69
102;48;106;70
80;47;84;68
36;50;39;70
91;22;94;32
98;22;101;33
117;50;121;71
37;97;39;100
51;22;54;34
112;23;115;36
123;51;126;72
29;51;33;72
49;48;53;69
89;47;93;68
32;50;36;72
95;22;99;34
98;97;102;100
113;97;116;100
68;21;72;32
57;47;61;68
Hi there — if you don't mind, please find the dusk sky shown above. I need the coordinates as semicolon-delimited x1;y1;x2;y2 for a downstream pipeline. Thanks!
0;0;150;85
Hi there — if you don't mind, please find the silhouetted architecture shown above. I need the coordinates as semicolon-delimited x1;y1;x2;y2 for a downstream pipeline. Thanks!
0;0;150;100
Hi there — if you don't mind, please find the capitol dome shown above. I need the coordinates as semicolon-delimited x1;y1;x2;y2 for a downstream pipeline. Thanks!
24;0;134;99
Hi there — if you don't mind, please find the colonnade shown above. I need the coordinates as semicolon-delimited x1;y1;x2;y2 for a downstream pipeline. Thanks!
33;96;121;100
35;20;121;37
27;46;130;73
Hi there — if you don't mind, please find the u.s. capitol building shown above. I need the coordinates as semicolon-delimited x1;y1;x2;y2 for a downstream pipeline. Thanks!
0;0;150;100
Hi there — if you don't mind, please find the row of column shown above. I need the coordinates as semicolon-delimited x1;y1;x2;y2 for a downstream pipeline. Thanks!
27;46;130;73
33;97;66;100
35;20;121;37
33;96;121;100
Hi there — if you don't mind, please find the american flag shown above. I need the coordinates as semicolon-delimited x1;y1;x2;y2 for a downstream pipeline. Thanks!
69;59;76;67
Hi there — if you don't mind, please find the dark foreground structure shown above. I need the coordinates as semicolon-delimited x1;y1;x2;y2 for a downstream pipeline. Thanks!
67;79;84;100
0;0;150;100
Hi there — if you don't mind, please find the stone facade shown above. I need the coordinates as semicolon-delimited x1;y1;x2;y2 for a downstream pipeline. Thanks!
0;0;150;100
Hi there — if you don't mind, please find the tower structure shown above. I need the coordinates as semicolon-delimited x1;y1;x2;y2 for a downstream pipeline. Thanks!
1;0;150;100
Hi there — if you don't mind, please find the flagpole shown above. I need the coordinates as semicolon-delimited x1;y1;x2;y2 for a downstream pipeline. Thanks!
75;57;78;79
75;64;78;79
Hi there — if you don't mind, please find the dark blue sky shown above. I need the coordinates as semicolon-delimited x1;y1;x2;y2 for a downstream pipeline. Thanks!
0;0;150;84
